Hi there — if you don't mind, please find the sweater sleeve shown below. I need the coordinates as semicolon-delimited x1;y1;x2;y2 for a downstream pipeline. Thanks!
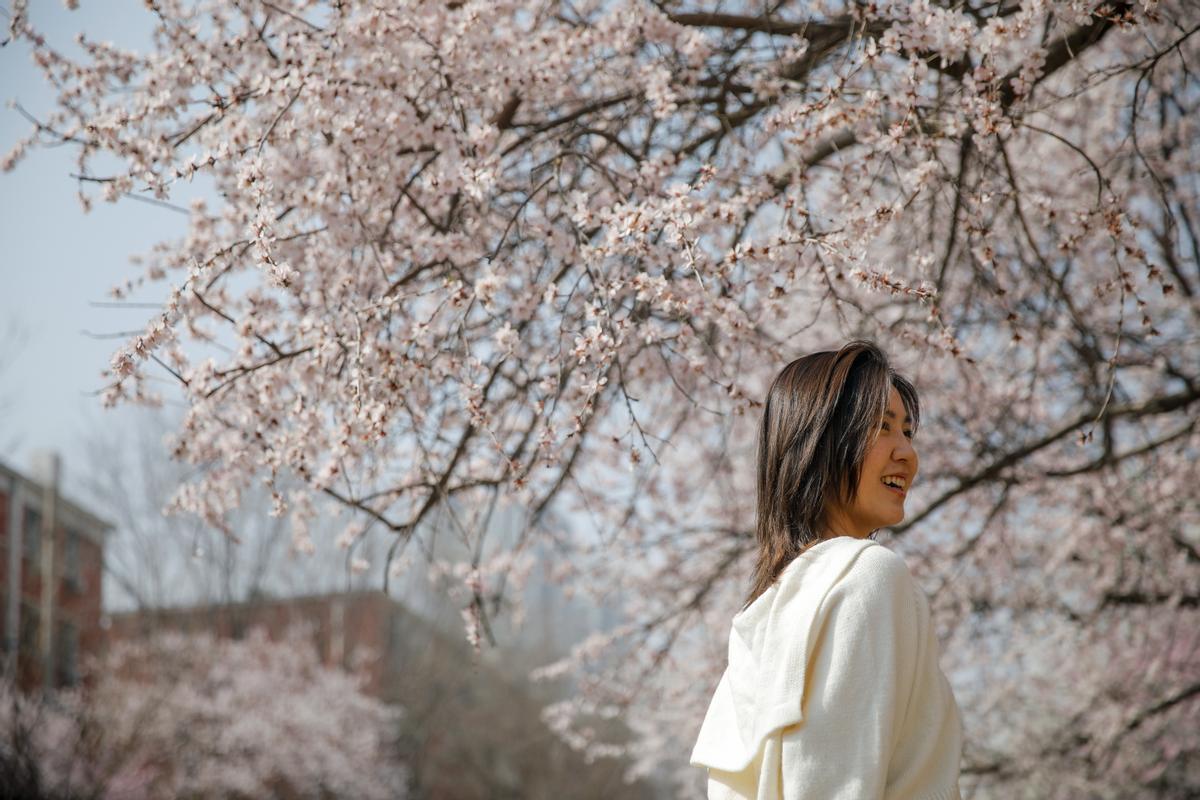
778;544;961;800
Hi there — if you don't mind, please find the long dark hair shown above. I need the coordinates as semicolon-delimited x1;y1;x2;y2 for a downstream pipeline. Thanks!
743;340;920;610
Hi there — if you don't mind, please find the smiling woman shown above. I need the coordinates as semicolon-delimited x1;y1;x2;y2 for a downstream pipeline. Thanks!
826;383;920;539
689;340;963;800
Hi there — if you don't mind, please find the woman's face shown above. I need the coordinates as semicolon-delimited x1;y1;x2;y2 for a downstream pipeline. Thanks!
828;385;919;538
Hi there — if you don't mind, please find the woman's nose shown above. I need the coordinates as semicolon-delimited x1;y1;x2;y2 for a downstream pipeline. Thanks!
894;437;917;465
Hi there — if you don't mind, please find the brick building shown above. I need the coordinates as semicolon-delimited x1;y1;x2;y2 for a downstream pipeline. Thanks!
1;456;110;691
106;591;396;696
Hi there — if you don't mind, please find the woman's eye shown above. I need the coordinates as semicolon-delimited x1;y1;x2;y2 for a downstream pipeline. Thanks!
903;430;914;440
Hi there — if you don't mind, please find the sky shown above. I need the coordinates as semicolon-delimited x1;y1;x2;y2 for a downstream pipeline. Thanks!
0;2;192;499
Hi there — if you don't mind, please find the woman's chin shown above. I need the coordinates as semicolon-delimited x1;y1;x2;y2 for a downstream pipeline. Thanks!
876;508;905;527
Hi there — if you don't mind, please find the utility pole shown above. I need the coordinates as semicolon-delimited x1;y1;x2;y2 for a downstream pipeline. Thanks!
37;452;60;690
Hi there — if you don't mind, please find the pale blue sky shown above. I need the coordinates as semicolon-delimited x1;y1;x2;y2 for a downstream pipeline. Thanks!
0;2;193;497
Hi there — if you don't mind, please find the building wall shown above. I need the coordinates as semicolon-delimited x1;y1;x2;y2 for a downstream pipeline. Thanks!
106;591;393;696
0;462;109;692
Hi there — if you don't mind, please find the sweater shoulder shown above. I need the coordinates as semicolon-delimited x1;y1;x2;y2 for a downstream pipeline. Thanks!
851;540;913;581
827;540;919;607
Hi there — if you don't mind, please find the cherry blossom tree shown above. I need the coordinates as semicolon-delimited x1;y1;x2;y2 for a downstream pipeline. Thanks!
0;627;408;799
4;0;1198;796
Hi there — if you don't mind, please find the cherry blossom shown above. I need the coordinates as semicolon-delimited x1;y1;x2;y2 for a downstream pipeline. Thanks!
0;628;407;799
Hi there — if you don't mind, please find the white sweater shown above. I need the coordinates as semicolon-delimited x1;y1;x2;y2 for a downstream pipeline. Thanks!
690;536;963;800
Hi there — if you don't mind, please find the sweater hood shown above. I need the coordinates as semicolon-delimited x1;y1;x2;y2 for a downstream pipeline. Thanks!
690;536;880;774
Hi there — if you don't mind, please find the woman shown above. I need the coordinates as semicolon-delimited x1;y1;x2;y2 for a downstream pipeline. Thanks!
690;340;963;800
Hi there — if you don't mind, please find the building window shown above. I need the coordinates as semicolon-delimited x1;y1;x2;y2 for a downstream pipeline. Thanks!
18;601;39;685
18;603;37;652
57;621;79;687
64;529;82;592
22;506;41;564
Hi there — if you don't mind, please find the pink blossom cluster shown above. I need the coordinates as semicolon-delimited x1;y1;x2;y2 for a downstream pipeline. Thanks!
0;627;407;798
